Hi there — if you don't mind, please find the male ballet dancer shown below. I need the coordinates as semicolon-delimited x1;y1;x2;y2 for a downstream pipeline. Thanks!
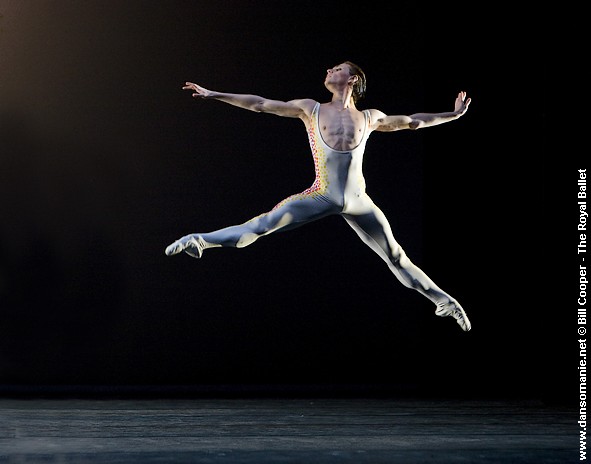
166;61;472;331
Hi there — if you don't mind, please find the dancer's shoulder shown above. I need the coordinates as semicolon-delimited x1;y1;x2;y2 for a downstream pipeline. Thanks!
286;99;318;120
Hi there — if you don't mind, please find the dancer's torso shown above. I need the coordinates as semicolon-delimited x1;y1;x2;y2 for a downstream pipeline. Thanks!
304;102;371;210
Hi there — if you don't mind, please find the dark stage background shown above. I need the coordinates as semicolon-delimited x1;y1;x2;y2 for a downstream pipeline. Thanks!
0;2;554;400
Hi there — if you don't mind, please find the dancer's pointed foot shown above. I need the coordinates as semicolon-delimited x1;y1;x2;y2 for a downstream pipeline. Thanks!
435;300;471;332
165;235;205;259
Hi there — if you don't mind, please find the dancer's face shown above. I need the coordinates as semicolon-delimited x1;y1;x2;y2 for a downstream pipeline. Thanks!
324;63;352;86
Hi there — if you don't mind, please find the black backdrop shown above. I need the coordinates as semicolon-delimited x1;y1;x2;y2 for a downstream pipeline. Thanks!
0;1;555;401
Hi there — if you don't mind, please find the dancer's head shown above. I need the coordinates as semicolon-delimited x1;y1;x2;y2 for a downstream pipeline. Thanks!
324;61;367;104
343;61;366;104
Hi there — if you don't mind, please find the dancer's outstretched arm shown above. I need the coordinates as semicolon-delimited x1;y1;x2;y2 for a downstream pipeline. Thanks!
182;82;316;120
369;91;471;132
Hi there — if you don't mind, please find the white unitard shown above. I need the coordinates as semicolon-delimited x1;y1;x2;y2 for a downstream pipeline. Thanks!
166;102;471;330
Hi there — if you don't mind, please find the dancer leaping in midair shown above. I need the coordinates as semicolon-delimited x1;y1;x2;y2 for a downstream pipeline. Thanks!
166;61;472;331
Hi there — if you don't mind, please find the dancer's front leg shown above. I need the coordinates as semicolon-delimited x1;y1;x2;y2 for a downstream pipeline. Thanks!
165;198;323;259
165;218;272;259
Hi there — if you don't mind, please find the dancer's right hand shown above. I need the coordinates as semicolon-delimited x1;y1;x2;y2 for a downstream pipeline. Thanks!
182;82;213;99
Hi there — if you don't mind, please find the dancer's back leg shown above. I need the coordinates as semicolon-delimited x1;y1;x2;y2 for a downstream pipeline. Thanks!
342;205;471;331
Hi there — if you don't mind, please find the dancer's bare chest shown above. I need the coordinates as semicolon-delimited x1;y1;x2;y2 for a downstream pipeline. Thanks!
318;106;365;151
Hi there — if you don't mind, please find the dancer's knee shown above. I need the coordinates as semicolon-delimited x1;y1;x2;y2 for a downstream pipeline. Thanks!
236;232;259;248
390;246;410;268
275;212;294;229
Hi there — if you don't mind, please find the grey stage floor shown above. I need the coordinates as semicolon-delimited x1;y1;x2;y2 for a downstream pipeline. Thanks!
0;397;577;463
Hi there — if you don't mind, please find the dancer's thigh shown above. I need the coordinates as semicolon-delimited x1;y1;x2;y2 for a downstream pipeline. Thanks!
342;202;401;259
254;194;339;234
